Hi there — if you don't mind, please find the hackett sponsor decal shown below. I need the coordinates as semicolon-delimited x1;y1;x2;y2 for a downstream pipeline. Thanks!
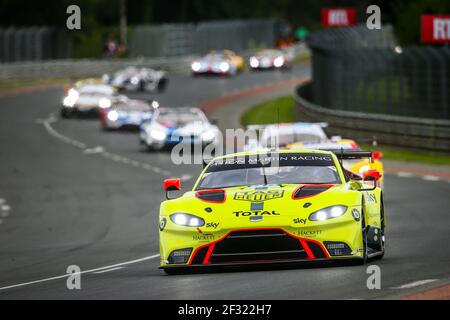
232;210;280;217
234;190;284;202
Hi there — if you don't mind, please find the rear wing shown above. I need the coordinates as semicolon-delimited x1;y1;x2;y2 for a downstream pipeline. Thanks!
332;150;373;165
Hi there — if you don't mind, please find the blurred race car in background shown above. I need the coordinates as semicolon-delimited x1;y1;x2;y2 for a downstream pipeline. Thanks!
191;50;244;76
139;107;221;151
102;66;168;92
244;122;384;188
99;97;160;130
61;84;124;118
249;49;290;70
244;122;328;152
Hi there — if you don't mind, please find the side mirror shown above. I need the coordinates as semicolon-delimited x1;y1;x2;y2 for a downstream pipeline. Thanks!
363;169;381;181
163;178;181;199
372;151;383;160
360;169;381;190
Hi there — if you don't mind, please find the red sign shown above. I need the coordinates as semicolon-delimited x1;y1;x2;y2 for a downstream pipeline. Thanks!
421;15;450;43
321;8;356;27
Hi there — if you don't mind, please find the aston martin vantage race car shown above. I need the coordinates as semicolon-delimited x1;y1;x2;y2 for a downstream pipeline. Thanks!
102;66;168;92
139;107;221;151
244;122;384;188
99;97;159;130
159;149;385;274
191;50;244;76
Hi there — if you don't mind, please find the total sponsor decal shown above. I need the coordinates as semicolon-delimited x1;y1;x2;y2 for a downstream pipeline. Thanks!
232;210;280;217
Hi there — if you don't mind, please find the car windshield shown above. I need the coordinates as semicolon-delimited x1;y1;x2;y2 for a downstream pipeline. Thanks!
157;110;205;126
196;153;340;190
263;133;323;148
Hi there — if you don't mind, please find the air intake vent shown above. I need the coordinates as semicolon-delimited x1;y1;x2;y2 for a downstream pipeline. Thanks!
195;189;226;203
292;184;332;199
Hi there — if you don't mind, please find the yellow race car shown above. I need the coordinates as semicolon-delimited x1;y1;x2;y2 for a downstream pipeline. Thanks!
159;149;385;274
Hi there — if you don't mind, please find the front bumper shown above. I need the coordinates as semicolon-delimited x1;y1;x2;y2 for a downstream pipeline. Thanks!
160;224;363;269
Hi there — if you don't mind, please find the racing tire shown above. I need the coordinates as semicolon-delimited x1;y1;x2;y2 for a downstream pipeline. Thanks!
357;207;368;265
61;108;73;119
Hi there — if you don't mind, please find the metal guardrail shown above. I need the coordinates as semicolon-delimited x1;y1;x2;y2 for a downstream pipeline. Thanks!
307;24;450;120
0;56;195;82
294;82;450;152
0;43;309;82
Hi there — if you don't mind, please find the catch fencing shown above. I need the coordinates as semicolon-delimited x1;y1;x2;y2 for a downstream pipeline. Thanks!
307;25;450;120
128;19;280;58
0;27;71;63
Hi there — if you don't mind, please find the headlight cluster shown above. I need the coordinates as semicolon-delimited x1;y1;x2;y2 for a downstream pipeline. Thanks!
170;213;205;227
107;110;119;121
191;61;201;72
201;129;216;142
250;57;259;68
150;129;167;141
308;205;347;221
98;97;112;109
219;62;230;72
63;88;79;107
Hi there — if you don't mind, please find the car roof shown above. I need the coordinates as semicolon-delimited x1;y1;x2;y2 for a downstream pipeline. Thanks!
211;149;335;162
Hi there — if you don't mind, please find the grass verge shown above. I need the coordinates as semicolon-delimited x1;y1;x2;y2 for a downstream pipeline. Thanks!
241;95;450;167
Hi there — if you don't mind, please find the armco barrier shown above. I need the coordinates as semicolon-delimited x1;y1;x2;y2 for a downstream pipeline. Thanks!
295;82;450;153
0;56;194;82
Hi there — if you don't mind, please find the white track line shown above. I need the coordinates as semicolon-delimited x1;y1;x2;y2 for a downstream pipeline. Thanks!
92;267;124;274
0;254;159;291
423;175;441;182
396;172;414;178
37;114;190;180
391;279;438;289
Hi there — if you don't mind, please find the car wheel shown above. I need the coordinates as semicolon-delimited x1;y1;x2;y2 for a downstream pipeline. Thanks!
61;108;72;119
358;207;368;265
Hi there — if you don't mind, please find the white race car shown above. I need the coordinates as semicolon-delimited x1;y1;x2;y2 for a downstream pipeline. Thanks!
139;107;221;151
249;49;290;70
103;66;168;92
99;97;159;130
191;51;241;76
243;122;328;152
61;84;124;118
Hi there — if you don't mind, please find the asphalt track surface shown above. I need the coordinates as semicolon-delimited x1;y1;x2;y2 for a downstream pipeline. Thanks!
0;65;449;299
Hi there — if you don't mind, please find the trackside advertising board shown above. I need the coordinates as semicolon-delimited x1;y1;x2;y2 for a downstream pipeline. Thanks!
421;15;450;43
321;8;356;27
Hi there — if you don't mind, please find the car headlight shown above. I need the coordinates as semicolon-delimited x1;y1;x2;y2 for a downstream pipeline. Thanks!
130;76;139;85
107;110;119;121
273;56;285;68
151;101;159;109
219;62;230;72
250;57;259;68
150;129;167;141
308;205;348;221
63;95;77;107
201;129;216;141
191;61;201;72
67;88;79;99
99;98;112;109
170;213;205;227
